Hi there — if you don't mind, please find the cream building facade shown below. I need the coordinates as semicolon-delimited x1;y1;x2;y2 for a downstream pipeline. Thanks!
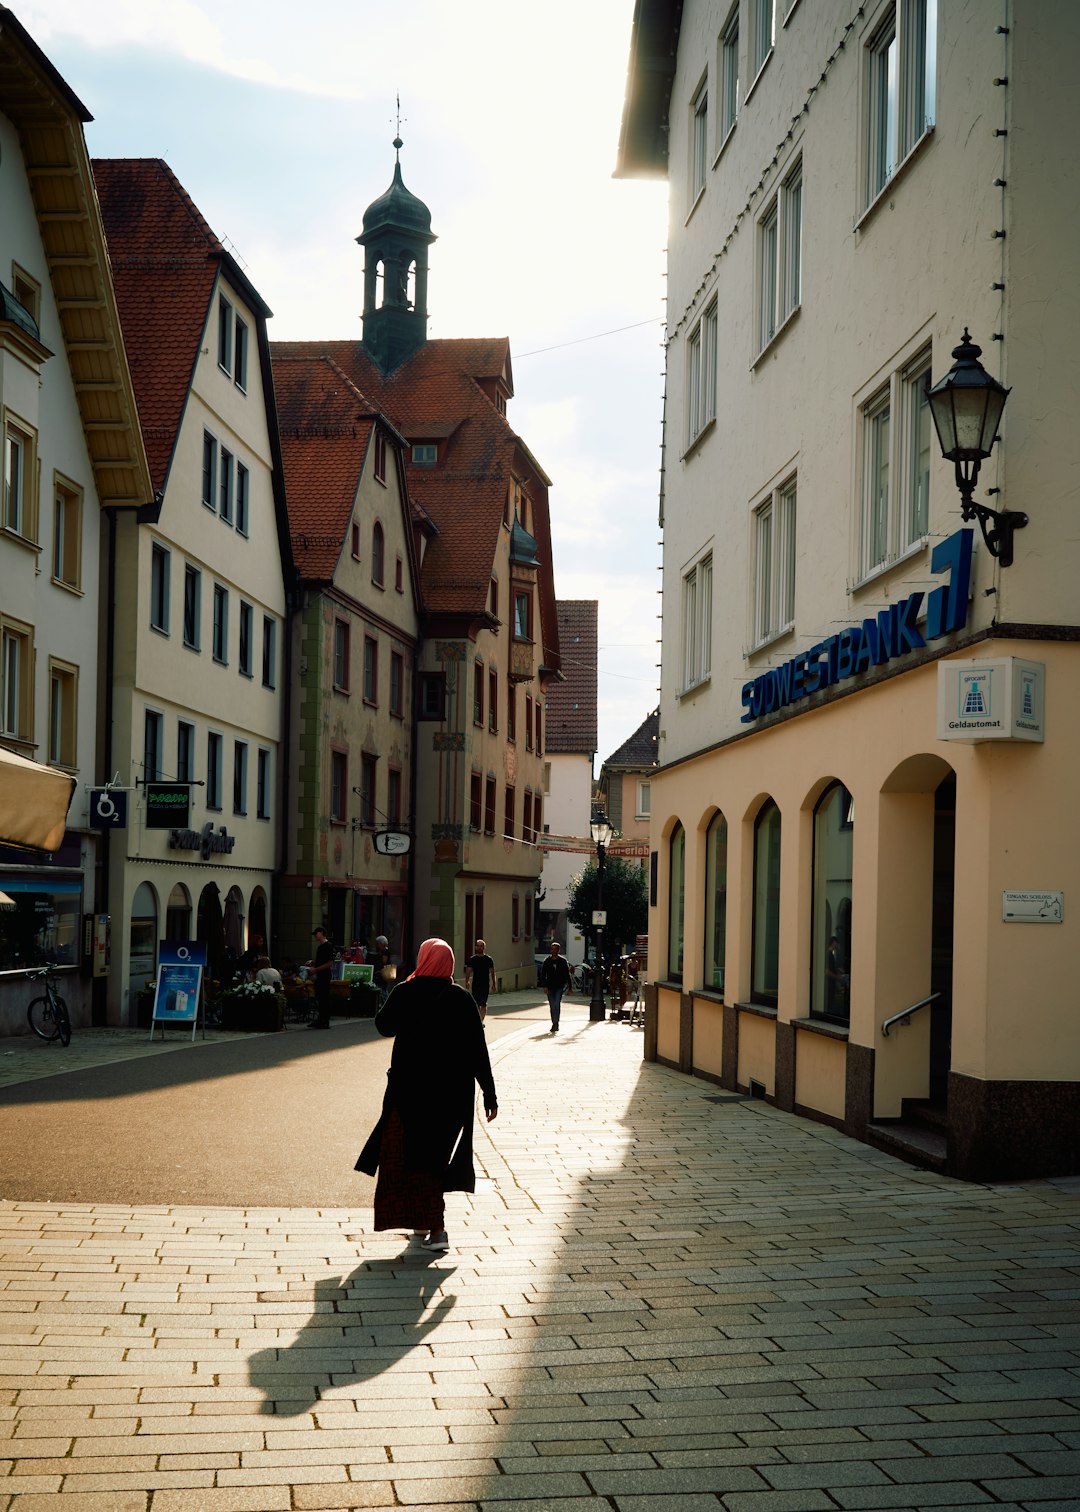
618;0;1080;1178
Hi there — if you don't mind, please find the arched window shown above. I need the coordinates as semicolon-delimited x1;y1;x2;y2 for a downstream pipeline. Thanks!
165;883;191;942
372;522;385;586
704;811;728;993
811;782;854;1022
751;800;781;1006
668;823;685;982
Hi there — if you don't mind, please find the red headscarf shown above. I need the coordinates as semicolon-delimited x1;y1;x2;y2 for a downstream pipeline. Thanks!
408;937;455;980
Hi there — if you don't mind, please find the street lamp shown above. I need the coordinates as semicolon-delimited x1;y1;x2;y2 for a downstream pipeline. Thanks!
589;807;613;1022
926;328;1026;566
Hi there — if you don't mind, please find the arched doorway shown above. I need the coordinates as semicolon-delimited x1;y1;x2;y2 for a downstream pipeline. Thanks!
248;886;268;953
223;886;245;977
165;883;192;942
128;881;158;1024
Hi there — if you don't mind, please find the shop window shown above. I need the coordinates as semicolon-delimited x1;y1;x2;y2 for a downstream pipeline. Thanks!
704;811;728;993
751;799;782;1006
0;877;80;971
668;823;685;983
811;782;854;1023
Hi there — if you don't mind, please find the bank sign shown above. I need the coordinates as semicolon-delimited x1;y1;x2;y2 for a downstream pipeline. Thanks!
741;529;973;724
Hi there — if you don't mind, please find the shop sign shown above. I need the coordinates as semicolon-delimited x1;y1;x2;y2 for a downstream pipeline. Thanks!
373;831;411;855
146;782;191;829
89;788;128;829
936;657;1045;743
741;528;974;724
167;822;236;859
1002;890;1063;923
340;962;375;984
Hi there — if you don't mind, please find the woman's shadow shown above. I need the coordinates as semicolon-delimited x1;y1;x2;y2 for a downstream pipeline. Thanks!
249;1250;457;1415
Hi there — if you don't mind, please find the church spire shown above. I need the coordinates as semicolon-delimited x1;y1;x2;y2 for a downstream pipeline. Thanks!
357;129;437;373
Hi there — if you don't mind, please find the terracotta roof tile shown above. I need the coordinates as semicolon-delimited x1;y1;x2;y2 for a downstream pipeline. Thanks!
547;601;598;754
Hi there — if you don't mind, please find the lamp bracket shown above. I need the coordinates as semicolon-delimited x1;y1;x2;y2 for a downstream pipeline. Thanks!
958;488;1028;567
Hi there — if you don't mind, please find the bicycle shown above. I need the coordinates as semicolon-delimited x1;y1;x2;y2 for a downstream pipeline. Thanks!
26;964;72;1047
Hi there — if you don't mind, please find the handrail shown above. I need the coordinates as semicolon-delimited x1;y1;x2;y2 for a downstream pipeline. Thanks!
881;991;941;1038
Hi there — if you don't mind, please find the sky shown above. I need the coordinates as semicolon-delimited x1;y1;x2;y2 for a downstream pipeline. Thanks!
19;0;669;772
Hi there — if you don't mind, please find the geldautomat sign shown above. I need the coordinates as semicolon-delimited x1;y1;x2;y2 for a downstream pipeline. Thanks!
741;529;973;724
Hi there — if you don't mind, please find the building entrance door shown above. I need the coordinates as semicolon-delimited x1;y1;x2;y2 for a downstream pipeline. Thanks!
929;774;956;1102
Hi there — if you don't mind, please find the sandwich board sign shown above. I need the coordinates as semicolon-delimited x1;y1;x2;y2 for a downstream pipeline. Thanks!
150;940;206;1040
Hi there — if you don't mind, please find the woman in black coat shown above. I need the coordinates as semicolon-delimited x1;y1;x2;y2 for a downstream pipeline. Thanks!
356;937;497;1251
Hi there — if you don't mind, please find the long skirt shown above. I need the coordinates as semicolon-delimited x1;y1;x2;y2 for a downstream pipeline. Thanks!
372;1107;445;1232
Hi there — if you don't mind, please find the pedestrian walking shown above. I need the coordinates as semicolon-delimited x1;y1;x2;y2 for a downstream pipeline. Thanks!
464;938;496;1021
306;926;334;1029
539;939;572;1032
355;937;497;1252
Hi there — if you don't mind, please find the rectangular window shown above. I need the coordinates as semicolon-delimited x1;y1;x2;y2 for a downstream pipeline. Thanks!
719;5;740;142
418;671;445;720
212;584;228;663
484;776;496;835
504;784;515;840
334;619;350;692
218;294;233;372
257;747;271;820
512;893;520;940
525;693;533;751
535;704;542;754
52;479;82;589
239;601;253;677
507;685;516;742
351;521;361;560
862;389;891;575
863;0;937;209
219;447;234;523
470;771;482;831
11;265;40;326
867;12;898;201
234;316;248;391
361;753;377;826
534;792;543;836
488;668;498;732
395;556;403;593
514;591;530;640
637;780;652;819
857;346;933;578
202;431;217;510
47;660;77;768
681;552;713;692
236;462;249;536
687;300;718;446
374;430;387;482
411;443;437;465
3;413;38;540
330;750;347;822
150;542;170;633
756;158;801;354
144;708;163;782
363;635;377;704
751;478;797;648
207;731;223;810
905;354;932;547
177;720;195;784
387;766;402;827
690;75;709;201
473;660;484;726
390;651;404;717
183;564;201;650
489;577;499;618
261;615;276;687
522;791;533;846
0;620;33;742
233;739;248;815
750;0;775;78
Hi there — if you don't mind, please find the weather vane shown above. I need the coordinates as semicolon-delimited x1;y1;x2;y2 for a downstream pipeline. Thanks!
393;94;406;160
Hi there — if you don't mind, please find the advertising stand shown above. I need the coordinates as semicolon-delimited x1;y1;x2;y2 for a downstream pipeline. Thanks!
150;941;207;1041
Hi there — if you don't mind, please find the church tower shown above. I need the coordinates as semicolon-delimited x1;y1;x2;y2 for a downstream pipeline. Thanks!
357;137;437;373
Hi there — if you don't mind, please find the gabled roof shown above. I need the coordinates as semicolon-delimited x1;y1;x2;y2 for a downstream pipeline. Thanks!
92;157;271;497
546;601;598;755
604;708;659;770
0;9;151;510
273;354;375;581
271;336;559;673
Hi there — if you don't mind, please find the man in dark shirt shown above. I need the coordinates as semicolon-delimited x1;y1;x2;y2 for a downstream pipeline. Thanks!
307;927;335;1029
464;939;495;1021
539;940;571;1033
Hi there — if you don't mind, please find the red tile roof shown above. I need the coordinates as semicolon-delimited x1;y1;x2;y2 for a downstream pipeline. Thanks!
547;601;598;754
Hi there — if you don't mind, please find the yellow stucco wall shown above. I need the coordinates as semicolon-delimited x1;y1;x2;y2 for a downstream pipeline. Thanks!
795;1029;846;1122
656;985;681;1064
691;996;724;1078
736;1011;774;1096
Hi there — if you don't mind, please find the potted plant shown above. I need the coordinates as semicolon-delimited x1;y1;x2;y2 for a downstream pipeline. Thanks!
218;979;285;1033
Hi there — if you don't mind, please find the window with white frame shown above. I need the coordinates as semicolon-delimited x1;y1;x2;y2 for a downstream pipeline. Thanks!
690;75;709;202
47;660;77;768
865;0;937;206
212;584;228;663
150;542;170;633
234;317;248;392
749;0;775;80
202;431;217;510
219;447;234;524
636;780;652;819
207;731;223;810
239;601;253;677
261;615;276;688
233;739;248;815
719;5;740;143
52;478;82;590
144;708;164;782
218;294;233;373
3;412;37;539
757;157;801;353
183;564;201;650
857;346;932;580
257;747;271;820
686;301;718;448
751;476;797;648
681;551;713;692
236;462;249;536
177;720;195;784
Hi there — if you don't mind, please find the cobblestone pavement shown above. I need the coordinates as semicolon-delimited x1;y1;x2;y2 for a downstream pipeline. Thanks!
2;1000;1079;1510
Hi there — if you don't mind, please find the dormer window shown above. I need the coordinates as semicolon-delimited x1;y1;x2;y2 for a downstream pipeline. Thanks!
412;443;437;465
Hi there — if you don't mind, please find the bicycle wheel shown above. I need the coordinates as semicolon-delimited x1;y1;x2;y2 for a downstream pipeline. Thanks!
27;996;59;1042
54;997;71;1047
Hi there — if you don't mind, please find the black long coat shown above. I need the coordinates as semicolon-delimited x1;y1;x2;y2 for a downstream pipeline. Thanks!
355;975;497;1193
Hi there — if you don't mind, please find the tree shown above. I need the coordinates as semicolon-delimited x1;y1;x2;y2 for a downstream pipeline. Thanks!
566;858;648;960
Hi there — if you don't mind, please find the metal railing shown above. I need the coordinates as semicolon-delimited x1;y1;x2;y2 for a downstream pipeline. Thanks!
881;991;941;1038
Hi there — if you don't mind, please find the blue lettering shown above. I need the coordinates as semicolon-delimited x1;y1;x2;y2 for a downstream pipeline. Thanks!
775;659;794;705
804;642;827;693
854;619;879;674
895;593;926;652
790;652;808;699
836;628;857;680
926;528;974;639
877;606;898;660
741;681;756;722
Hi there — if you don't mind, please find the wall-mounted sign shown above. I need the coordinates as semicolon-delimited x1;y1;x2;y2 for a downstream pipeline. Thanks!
167;823;236;859
146;782;191;828
936;657;1045;743
592;910;607;926
1003;890;1063;923
89;788;128;829
373;831;411;855
741;528;974;724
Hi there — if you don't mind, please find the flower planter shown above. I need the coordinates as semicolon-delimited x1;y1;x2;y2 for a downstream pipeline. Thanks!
218;991;286;1033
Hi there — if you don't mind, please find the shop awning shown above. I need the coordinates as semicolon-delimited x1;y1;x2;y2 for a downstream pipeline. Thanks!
0;890;15;910
0;746;76;853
